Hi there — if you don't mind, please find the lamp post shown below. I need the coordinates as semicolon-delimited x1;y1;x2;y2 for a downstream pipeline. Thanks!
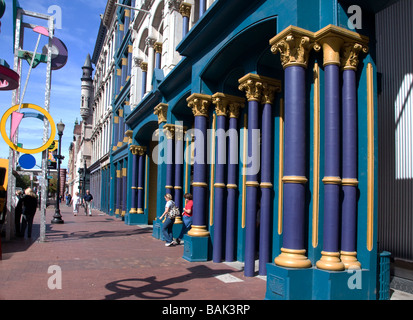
51;120;65;224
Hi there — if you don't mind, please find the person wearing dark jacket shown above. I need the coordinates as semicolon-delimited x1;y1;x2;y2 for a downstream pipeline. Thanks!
20;188;38;238
14;189;23;237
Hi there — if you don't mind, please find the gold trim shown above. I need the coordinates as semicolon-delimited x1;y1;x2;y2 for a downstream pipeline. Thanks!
316;251;345;271
226;184;238;189
274;248;312;268
174;186;183;190
282;175;308;184
192;182;208;188
367;62;374;252
322;176;342;185
312;63;320;248
115;208;120;215
246;181;260;187
187;225;210;237
187;93;212;117
116;170;121;178
131;186;137;190
210;114;216;227
260;182;273;188
241;114;247;229
165;185;174;189
137;187;143;190
122;167;127;176
129;208;137;214
137;208;144;214
117;141;123;148
179;2;192;18
214;183;226;188
278;98;284;235
121;210;126;217
340;251;361;269
341;178;359;186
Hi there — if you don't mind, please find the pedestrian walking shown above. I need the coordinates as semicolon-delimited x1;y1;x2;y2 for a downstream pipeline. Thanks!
20;188;37;238
83;190;93;216
175;193;193;245
71;191;81;216
14;189;23;237
160;194;176;247
66;193;72;206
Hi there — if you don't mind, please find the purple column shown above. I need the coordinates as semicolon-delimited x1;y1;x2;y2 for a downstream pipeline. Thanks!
274;66;311;269
137;147;146;214
116;162;121;217
225;114;239;262
174;128;184;210
155;43;162;70
244;99;260;277
341;69;361;268
164;125;174;195
122;160;127;216
316;63;345;271
179;3;191;37
186;94;211;238
213;111;227;263
259;100;273;275
192;115;208;227
141;62;148;98
130;146;138;213
199;0;206;17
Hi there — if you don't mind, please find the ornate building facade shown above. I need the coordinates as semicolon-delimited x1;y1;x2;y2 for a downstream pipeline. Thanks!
83;0;413;299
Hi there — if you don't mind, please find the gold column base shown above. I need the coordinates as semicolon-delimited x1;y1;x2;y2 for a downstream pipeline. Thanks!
274;248;312;268
115;208;120;215
129;208;137;214
316;251;345;271
174;216;183;224
137;208;144;214
187;225;210;237
340;251;361;269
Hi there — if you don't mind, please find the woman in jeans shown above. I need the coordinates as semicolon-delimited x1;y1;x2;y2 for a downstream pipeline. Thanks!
160;194;175;247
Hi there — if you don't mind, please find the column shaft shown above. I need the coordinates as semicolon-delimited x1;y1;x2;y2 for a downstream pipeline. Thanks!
274;65;311;269
341;69;361;269
245;99;259;277
213;114;226;263
130;146;138;213
137;149;145;214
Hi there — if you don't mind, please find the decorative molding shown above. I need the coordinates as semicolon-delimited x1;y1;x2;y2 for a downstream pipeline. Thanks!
153;103;168;124
187;93;212;117
179;2;192;18
211;92;245;118
269;26;320;69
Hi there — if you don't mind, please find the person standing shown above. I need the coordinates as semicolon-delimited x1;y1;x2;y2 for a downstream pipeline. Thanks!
14;189;23;237
160;194;176;247
20;188;38;238
175;193;193;245
71;192;81;216
83;190;93;216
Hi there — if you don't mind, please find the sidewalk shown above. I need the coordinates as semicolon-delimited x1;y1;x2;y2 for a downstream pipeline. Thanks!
0;205;267;300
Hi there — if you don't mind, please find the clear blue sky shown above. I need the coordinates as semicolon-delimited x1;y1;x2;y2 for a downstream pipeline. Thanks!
0;0;107;169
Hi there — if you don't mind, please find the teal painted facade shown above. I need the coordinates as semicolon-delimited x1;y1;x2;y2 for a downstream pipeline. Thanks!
101;0;388;299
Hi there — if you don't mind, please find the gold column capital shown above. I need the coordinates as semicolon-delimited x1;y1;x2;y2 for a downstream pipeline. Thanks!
154;42;163;54
163;123;175;139
179;2;192;18
340;42;369;71
314;24;369;67
269;26;320;69
154;103;168;124
136;146;147;156
187;93;212;117
212;92;246;118
140;61;148;72
238;74;263;101
129;144;138;155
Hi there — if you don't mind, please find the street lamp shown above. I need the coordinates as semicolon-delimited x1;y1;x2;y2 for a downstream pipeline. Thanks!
51;120;65;224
